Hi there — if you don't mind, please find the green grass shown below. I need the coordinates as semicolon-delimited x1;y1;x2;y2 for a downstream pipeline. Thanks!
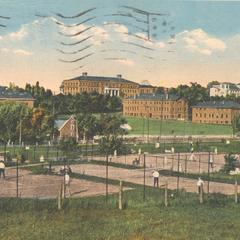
126;116;233;136
1;188;240;240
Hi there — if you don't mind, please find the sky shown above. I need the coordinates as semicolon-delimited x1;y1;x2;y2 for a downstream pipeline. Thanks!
0;0;240;92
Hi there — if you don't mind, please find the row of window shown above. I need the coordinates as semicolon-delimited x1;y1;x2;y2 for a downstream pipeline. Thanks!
196;120;230;124
125;107;185;112
195;113;229;119
126;113;183;119
126;101;185;105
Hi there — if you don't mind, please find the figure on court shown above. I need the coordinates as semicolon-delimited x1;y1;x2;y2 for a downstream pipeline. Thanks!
64;172;71;196
197;177;204;194
152;170;160;188
209;154;214;169
0;160;5;179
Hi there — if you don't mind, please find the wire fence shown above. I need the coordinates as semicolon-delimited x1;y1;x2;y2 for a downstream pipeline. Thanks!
0;146;239;209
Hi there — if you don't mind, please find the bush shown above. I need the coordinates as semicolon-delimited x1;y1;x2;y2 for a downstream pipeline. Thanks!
221;154;238;174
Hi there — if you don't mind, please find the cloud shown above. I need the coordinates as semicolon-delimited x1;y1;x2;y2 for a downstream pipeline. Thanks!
0;48;33;56
177;28;226;55
8;26;28;40
116;59;135;66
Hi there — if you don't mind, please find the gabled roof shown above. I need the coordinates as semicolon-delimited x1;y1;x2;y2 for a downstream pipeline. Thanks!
192;101;240;110
0;86;33;100
126;94;182;101
66;75;138;85
55;116;75;131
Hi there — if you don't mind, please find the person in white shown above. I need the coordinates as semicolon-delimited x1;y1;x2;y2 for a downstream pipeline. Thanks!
0;161;5;179
152;170;160;188
64;173;71;196
197;177;204;194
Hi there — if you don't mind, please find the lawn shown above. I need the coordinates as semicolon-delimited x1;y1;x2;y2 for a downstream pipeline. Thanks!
1;188;240;240
56;114;233;136
126;117;233;136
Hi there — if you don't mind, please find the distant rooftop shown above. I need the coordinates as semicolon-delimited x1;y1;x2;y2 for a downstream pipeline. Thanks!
126;94;181;101
66;73;137;85
192;101;240;110
0;86;33;100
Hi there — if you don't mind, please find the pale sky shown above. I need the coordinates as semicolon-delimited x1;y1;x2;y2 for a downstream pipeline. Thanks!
0;0;240;92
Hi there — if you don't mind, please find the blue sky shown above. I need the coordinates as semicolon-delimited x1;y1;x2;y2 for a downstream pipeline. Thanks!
1;0;240;90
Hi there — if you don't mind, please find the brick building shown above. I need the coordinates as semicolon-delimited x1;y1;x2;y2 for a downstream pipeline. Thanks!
123;94;188;120
60;72;156;98
192;101;240;125
55;116;78;140
0;86;34;108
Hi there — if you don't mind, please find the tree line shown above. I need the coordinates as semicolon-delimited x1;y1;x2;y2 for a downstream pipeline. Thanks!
25;82;122;114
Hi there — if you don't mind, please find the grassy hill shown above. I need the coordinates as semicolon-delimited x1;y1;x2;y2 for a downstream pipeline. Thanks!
126;117;233;136
56;114;233;136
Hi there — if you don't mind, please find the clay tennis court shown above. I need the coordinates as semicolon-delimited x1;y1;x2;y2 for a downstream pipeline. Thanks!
92;152;227;174
0;152;236;199
0;168;126;199
65;163;237;195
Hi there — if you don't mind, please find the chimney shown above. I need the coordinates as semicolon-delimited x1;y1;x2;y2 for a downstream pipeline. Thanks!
117;74;122;79
82;72;88;76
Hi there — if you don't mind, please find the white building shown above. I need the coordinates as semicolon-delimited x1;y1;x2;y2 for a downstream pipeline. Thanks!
210;83;240;97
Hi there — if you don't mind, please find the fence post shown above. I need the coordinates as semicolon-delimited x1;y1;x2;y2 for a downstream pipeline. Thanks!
235;179;238;204
106;154;109;203
143;153;146;201
177;153;180;192
58;183;63;210
185;154;187;173
119;180;123;210
198;154;201;174
207;152;210;194
164;181;168;207
171;156;174;171
16;157;19;198
199;184;203;204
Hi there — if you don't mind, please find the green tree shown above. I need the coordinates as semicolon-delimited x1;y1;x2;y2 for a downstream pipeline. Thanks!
221;154;238;174
59;138;78;160
76;113;99;140
0;102;29;144
98;114;128;155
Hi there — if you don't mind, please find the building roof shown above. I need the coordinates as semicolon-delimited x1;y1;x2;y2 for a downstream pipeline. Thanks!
66;74;138;85
139;84;155;88
0;86;33;100
55;116;75;131
126;94;181;101
192;101;240;110
212;83;240;91
55;120;67;130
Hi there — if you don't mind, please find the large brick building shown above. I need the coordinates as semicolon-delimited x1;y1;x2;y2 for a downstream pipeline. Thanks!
192;101;240;125
0;86;34;108
60;72;156;98
123;94;188;120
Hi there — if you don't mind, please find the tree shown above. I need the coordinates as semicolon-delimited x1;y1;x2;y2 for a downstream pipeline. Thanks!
76;113;99;140
59;138;78;160
98;114;128;155
0;102;29;144
221;154;239;174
